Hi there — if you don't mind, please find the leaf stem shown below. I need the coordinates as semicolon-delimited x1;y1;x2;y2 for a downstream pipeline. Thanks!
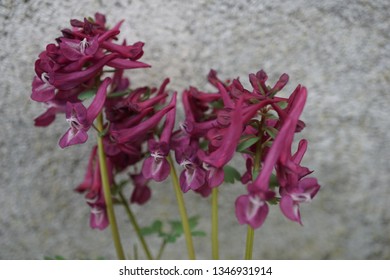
96;113;126;260
118;190;153;260
211;187;219;259
167;154;196;260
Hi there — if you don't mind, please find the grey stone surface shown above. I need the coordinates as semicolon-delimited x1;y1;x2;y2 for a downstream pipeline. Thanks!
1;0;389;259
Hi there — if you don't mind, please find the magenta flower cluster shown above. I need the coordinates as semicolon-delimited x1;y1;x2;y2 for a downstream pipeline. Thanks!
31;13;319;231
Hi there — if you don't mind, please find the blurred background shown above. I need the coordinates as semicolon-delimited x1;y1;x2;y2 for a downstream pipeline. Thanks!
1;0;389;259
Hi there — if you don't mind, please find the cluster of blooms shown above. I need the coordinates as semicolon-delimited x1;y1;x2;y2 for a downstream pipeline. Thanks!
31;13;319;231
166;70;320;228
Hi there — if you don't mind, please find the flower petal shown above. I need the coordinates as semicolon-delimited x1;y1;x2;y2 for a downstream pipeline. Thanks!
31;76;55;102
89;206;109;230
280;195;302;224
235;194;269;229
87;77;111;122
59;127;88;148
142;157;170;182
50;53;118;90
33;107;57;127
131;185;151;205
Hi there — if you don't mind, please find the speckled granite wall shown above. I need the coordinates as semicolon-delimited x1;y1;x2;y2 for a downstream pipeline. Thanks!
1;0;389;259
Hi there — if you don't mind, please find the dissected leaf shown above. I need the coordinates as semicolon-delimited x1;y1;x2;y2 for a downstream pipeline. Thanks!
188;216;200;229
140;220;163;236
223;165;241;184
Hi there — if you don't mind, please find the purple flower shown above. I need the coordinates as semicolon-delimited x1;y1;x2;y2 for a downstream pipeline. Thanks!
197;97;244;169
176;143;207;193
31;74;56;102
142;140;171;182
130;173;152;205
59;36;99;61
89;196;109;230
234;117;294;229
75;146;114;230
276;138;320;224
180;158;207;193
59;77;111;148
111;92;176;144
280;177;320;224
235;189;275;229
50;53;118;91
203;162;225;188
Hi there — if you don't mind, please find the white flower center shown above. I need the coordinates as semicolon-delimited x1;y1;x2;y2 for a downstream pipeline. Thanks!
41;73;50;84
291;192;311;203
246;195;264;220
151;151;164;160
79;38;90;55
90;207;104;227
180;159;193;170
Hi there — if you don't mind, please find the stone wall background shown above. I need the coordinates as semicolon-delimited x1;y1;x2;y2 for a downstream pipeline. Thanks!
1;0;389;259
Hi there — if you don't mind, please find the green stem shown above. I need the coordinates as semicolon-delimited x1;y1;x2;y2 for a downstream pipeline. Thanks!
96;113;126;260
157;240;167;260
211;187;219;259
118;190;153;260
167;154;196;260
244;109;267;260
245;226;255;259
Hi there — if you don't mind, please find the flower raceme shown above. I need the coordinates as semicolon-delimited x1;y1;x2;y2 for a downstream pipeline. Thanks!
174;70;320;228
32;13;149;130
31;13;320;244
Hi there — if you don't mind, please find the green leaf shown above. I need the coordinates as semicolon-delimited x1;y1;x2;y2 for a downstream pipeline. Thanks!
277;101;288;109
210;99;224;109
78;89;97;101
140;220;163;236
188;216;200;229
140;88;152;102
269;173;279;188
165;235;177;243
199;140;209;150
98;122;111;137
191;231;206;237
264;127;278;139
111;180;129;195
223;165;241;184
107;89;131;98
236;136;260;152
264;112;278;119
169;220;184;236
268;197;280;205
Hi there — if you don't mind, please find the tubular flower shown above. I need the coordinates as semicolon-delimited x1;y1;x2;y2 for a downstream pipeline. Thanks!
59;77;111;148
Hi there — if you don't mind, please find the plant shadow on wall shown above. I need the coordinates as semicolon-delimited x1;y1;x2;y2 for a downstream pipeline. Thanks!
31;13;320;260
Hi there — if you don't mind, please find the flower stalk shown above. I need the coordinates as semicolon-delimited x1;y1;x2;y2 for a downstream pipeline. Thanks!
211;187;219;259
118;190;153;260
245;111;266;260
96;113;126;260
167;154;196;260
